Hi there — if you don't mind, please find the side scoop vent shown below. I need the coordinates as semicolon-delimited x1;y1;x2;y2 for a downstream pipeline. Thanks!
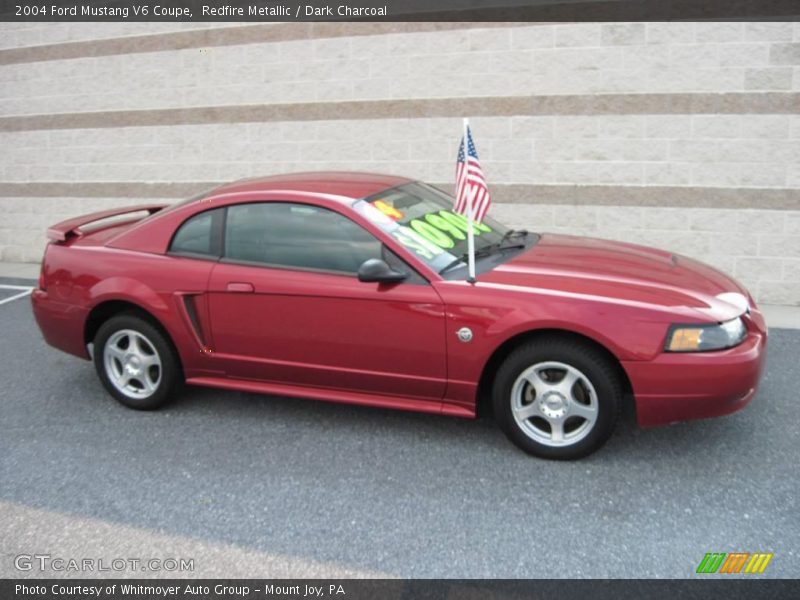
182;295;206;346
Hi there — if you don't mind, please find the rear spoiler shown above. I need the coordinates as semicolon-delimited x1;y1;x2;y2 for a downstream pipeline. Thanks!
46;204;167;242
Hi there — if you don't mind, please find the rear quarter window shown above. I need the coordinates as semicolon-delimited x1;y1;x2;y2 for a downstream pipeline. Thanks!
169;208;224;257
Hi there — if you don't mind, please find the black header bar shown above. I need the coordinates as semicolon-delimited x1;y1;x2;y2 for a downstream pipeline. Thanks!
1;0;799;22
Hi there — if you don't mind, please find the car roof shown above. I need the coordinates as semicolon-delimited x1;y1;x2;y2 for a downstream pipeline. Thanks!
206;172;413;202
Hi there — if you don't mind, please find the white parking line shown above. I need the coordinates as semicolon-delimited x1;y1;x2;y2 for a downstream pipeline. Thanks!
0;284;33;306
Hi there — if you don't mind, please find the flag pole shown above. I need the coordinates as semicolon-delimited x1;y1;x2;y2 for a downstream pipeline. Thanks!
463;117;476;284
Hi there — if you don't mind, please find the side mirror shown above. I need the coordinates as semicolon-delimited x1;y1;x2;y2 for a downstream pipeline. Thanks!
357;259;407;284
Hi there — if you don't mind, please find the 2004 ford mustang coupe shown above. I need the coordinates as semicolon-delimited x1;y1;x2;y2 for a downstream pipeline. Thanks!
32;172;767;459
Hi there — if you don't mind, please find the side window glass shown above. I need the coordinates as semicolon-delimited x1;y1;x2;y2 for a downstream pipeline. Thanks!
224;202;385;275
170;209;222;257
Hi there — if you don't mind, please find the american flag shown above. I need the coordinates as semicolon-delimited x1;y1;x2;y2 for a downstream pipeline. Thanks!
455;125;492;223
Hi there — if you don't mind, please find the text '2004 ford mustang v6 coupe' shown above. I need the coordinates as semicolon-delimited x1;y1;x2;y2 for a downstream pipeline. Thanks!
32;172;767;459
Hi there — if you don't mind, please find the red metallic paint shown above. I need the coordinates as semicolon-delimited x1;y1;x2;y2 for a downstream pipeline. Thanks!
206;260;447;400
31;172;767;428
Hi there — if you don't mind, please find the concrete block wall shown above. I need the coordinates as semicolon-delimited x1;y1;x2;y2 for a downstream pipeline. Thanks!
0;22;798;303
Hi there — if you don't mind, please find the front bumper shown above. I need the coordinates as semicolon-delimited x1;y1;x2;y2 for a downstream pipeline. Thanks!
623;312;767;428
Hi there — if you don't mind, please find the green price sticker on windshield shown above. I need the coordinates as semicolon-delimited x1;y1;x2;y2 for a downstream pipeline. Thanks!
407;210;492;248
391;228;444;260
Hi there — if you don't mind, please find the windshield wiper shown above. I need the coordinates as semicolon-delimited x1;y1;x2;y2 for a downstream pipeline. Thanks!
438;254;470;275
496;228;529;247
438;230;529;275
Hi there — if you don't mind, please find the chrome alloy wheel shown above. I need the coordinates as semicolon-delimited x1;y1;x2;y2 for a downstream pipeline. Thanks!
103;329;162;400
510;361;599;447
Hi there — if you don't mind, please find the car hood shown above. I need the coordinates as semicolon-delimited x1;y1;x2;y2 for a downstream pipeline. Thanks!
478;234;751;322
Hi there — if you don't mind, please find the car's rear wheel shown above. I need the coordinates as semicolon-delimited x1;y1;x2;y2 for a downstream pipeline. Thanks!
94;314;181;410
492;337;622;459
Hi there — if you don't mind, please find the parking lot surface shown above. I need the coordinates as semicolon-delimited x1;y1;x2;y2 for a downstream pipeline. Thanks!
1;280;798;578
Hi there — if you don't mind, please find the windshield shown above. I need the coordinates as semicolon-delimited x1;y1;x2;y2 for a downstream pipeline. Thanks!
354;182;512;274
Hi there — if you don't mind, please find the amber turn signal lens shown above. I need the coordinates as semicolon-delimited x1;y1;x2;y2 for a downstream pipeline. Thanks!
667;328;704;351
665;317;747;352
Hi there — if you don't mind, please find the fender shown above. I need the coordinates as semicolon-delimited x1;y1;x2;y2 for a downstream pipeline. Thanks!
88;276;170;317
439;288;674;412
85;276;218;377
481;308;634;364
86;277;178;354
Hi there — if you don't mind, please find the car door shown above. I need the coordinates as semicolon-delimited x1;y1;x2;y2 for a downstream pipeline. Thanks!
205;201;447;403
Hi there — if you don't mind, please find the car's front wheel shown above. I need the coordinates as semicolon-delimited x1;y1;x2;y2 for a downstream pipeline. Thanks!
94;314;181;410
493;336;622;459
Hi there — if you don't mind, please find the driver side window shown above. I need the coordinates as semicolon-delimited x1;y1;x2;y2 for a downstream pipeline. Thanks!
224;202;383;275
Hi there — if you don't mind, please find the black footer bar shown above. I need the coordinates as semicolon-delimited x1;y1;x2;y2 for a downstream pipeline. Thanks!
3;579;800;600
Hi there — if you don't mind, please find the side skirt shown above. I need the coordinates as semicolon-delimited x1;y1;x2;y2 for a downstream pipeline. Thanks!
186;376;475;418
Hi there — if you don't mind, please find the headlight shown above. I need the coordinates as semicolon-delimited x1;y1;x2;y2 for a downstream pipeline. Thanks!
665;317;747;352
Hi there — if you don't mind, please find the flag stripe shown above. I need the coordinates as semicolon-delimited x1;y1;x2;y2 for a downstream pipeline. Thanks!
454;125;492;224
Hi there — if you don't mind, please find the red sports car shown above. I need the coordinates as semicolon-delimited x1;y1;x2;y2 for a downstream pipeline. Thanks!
32;172;767;459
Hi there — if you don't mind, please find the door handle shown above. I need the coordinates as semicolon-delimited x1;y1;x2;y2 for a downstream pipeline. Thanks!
226;282;254;293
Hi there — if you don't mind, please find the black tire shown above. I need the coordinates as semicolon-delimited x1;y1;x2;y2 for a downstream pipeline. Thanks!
93;313;182;410
492;336;622;460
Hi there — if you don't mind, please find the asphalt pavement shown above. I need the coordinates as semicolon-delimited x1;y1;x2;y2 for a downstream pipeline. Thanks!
1;279;798;579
